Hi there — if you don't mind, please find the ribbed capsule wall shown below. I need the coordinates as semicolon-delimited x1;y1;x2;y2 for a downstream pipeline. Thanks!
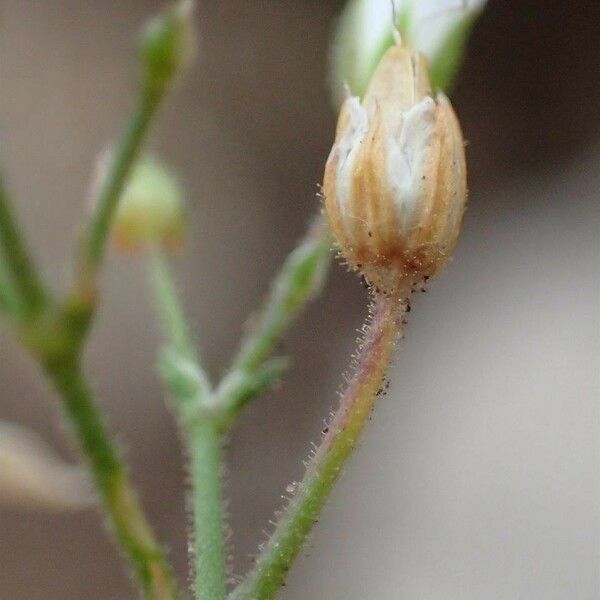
323;40;467;293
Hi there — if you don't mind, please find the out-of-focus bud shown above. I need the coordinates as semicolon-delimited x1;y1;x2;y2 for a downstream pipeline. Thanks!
323;39;467;293
139;0;196;92
113;158;185;252
329;0;487;102
0;421;94;511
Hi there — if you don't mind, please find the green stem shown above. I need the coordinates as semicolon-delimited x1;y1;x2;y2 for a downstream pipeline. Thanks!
0;255;20;315
149;251;226;600
231;218;329;373
188;418;227;600
214;218;330;415
29;86;181;597
0;173;47;318
149;250;199;361
64;85;168;349
230;293;405;600
82;88;163;272
0;8;192;597
45;359;180;600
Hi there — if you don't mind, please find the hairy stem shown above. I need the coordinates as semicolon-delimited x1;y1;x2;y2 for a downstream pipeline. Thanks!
231;218;329;373
149;251;226;599
45;359;180;600
214;217;330;415
0;173;47;318
149;250;200;363
188;418;227;600
230;293;405;600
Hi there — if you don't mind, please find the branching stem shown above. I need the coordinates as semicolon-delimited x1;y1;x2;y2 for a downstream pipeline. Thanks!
0;8;186;595
149;250;226;600
214;218;330;417
0;173;47;318
150;214;331;599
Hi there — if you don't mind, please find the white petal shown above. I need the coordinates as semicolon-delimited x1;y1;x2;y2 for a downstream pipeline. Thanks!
405;0;488;59
347;0;488;62
332;97;370;238
386;96;438;231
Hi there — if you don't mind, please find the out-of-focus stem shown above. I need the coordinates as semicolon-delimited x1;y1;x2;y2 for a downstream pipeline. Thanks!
214;217;330;416
0;173;47;318
0;255;20;315
65;87;165;346
0;5;193;597
230;217;329;373
230;292;405;600
149;250;226;600
149;250;200;362
82;90;163;272
45;359;181;600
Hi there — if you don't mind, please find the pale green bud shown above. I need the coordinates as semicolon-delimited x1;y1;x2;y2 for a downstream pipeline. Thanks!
139;0;196;92
113;158;185;252
329;0;487;104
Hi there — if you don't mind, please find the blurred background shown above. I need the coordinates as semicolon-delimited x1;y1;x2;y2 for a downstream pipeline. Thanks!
0;1;598;598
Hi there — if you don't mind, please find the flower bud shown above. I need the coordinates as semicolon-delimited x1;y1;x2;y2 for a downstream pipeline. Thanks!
0;421;93;511
113;158;185;252
323;39;467;292
139;0;196;92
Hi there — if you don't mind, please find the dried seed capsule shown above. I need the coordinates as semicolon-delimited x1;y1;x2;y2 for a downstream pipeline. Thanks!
323;39;467;293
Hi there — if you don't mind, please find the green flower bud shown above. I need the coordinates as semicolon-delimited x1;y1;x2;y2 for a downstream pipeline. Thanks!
113;158;185;252
139;0;195;92
329;0;486;105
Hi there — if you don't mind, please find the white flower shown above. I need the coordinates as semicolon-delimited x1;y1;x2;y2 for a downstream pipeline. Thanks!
330;0;487;103
403;0;487;58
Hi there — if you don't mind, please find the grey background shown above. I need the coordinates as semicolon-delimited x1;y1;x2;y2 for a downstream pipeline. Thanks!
0;1;598;598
